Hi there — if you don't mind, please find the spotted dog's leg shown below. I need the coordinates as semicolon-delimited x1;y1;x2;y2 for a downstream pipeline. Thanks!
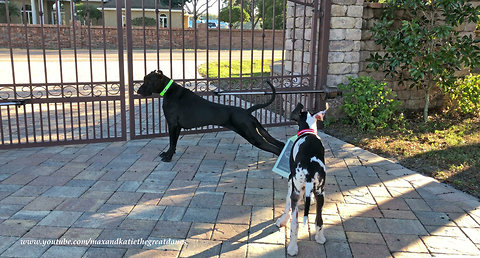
276;179;293;228
314;179;326;244
287;181;303;256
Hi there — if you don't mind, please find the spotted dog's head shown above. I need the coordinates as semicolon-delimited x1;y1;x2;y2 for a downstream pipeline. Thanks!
290;103;326;131
137;70;171;97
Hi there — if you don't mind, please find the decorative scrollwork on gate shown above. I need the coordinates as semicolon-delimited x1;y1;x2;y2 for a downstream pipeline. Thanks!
0;87;14;100
184;80;213;93
0;83;123;100
108;84;121;96
271;75;311;89
132;82;142;92
62;85;78;98
31;86;46;99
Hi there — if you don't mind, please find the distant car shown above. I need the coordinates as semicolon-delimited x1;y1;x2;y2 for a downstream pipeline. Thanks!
207;22;217;28
219;22;229;29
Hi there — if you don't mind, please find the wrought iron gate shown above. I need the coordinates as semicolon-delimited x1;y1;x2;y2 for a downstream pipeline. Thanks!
127;0;331;140
0;0;330;148
0;0;127;149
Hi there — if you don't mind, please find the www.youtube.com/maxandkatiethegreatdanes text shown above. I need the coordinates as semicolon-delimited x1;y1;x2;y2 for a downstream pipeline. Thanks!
20;238;181;247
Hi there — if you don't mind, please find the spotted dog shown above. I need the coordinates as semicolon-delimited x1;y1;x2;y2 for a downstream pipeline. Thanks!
275;103;327;256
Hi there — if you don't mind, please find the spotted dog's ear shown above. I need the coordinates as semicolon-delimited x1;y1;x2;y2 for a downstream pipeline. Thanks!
290;103;304;122
313;110;326;121
313;103;328;121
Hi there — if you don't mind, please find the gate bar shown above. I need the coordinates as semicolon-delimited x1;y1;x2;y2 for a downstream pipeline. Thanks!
0;100;26;106
316;0;332;105
309;0;320;110
125;0;135;139
271;0;277;124
214;90;325;95
117;0;127;140
5;0;22;144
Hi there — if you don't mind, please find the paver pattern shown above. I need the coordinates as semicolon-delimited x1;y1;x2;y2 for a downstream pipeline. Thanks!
0;125;479;257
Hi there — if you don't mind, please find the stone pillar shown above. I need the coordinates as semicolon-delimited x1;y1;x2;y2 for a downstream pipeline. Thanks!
279;0;364;91
326;0;363;90
283;1;315;86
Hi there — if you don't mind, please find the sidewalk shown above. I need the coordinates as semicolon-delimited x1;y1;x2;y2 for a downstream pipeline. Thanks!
0;125;479;257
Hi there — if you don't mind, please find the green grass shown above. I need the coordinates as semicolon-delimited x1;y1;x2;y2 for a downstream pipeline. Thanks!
325;115;480;197
198;58;286;115
198;59;278;79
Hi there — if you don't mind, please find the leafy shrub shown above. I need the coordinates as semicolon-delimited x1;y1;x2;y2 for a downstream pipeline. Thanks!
445;74;480;116
75;3;102;24
132;17;157;27
339;76;401;131
368;0;480;123
0;3;20;23
219;5;250;26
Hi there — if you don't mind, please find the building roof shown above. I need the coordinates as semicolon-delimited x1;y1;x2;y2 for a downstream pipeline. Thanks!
103;0;182;10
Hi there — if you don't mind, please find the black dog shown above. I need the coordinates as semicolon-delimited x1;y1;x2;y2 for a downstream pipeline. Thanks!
137;70;285;162
275;103;327;256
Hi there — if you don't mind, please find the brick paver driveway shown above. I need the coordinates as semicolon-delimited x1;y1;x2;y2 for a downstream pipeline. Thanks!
0;126;479;257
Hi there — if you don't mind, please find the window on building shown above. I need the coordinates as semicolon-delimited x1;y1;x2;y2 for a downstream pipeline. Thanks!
21;4;33;24
52;2;65;25
159;14;167;28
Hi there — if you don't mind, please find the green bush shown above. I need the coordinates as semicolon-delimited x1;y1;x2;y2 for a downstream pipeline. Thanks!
75;3;102;24
339;76;401;131
445;74;480;116
368;0;480;123
0;3;20;23
132;17;157;27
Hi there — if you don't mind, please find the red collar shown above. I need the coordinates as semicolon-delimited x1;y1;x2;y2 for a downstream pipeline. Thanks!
297;129;316;137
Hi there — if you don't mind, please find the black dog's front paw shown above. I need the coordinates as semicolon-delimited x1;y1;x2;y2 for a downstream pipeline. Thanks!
160;151;173;162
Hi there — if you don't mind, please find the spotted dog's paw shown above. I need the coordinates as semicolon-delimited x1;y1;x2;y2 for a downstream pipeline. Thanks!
315;226;326;244
275;214;289;228
287;242;298;256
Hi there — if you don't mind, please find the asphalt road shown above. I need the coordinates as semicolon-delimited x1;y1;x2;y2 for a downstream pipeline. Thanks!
0;49;283;85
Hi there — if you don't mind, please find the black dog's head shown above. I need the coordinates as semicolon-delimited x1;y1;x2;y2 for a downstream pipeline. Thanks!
137;70;171;97
290;103;326;130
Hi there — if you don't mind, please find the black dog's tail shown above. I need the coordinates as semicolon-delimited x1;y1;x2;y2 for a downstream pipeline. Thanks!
246;80;276;113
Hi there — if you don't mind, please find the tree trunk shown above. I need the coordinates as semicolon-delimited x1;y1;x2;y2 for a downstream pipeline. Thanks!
423;87;430;123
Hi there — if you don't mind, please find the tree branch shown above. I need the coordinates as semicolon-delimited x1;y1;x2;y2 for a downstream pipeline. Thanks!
186;0;219;16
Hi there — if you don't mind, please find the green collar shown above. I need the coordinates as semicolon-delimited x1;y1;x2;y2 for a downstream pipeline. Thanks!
160;79;174;96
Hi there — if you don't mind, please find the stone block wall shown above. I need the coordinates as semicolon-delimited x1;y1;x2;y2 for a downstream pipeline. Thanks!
326;0;363;90
276;0;366;111
280;0;365;91
282;0;479;109
282;1;314;82
0;23;283;50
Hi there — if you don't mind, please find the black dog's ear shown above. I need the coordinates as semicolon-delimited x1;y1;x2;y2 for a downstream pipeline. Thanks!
155;70;163;76
290;103;304;122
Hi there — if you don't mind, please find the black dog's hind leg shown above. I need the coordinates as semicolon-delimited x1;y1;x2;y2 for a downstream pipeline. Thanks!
160;125;181;162
229;120;284;156
242;127;283;156
256;126;285;153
